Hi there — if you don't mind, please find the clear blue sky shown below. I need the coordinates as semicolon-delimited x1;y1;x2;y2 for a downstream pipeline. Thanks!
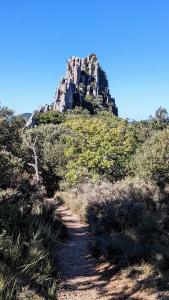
0;0;169;120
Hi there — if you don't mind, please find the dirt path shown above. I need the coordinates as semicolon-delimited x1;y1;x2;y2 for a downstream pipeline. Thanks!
56;205;114;300
56;206;158;300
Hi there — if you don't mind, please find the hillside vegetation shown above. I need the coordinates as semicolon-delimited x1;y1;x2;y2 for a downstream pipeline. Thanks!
1;105;169;298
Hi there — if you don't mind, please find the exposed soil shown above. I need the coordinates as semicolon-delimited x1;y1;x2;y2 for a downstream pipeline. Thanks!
56;205;167;300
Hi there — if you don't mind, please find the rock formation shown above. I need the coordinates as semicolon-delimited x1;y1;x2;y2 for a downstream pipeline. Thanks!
26;54;118;127
52;54;118;115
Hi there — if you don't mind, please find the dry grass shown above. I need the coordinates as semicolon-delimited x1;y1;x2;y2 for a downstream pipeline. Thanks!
0;185;64;299
139;261;155;277
55;191;88;222
57;178;169;272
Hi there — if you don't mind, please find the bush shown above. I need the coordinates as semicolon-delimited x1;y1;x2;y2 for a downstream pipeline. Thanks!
0;150;23;188
0;107;25;189
64;113;137;185
86;179;168;267
131;130;169;188
22;124;70;196
0;183;64;299
37;111;65;125
63;178;169;268
56;190;88;222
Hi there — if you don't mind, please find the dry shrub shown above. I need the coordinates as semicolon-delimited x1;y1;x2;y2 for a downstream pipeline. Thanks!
0;183;64;299
56;191;88;222
62;178;169;269
61;178;159;220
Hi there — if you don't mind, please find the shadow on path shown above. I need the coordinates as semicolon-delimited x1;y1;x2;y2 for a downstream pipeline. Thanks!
55;206;159;300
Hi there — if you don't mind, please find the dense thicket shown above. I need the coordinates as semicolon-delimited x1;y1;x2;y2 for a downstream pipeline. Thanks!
1;105;169;297
0;107;64;299
64;112;137;184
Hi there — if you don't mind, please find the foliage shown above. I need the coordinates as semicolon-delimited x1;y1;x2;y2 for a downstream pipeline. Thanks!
0;114;25;155
0;150;23;188
151;106;169;130
63;178;169;270
2;102;169;296
98;66;108;92
0;106;13;119
84;95;95;103
23;124;70;196
64;113;137;184
0;183;63;299
131;129;169;188
131;106;169;144
0;106;65;298
65;106;90;117
37;110;65;125
0;107;25;188
82;95;101;114
87;178;169;269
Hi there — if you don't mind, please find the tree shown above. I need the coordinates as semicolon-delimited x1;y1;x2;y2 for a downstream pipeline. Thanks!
64;112;137;184
151;107;169;130
36;110;65;125
131;107;169;145
0;109;25;155
0;105;13;119
0;150;23;188
23;124;70;195
0;106;25;188
131;130;169;189
23;133;40;183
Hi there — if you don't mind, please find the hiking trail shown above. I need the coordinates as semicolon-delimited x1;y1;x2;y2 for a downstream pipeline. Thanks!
56;205;157;300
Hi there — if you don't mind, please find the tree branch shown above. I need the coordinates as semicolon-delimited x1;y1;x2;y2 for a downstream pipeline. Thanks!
22;130;40;183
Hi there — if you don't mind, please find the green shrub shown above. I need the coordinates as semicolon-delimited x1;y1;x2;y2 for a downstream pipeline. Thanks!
64;113;137;185
131;130;169;188
0;183;63;299
131;107;169;145
37;111;65;125
22;124;70;196
0;150;23;188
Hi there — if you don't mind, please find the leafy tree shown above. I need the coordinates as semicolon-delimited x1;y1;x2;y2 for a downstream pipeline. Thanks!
0;109;25;155
131;119;153;144
0;107;25;188
0;150;23;188
150;106;169;130
131;107;169;146
64;112;137;184
23;124;70;195
131;130;169;189
65;106;90;117
37;110;65;125
0;108;64;299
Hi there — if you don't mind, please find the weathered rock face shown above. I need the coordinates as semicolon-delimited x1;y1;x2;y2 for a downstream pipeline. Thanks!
26;54;118;128
53;54;118;115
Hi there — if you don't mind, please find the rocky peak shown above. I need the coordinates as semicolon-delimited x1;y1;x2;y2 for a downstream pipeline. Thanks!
53;54;118;115
26;54;118;128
